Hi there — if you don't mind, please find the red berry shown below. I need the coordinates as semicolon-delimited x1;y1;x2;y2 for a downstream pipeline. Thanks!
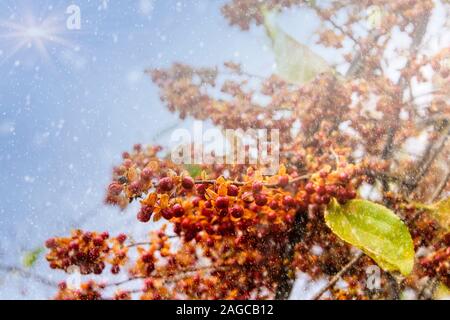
204;200;212;208
267;211;277;221
192;196;201;207
227;184;239;196
347;189;356;199
268;200;279;210
316;185;326;196
305;182;315;194
142;253;153;263
205;224;215;235
122;152;130;159
144;279;154;290
88;248;100;259
325;184;337;196
137;209;152;222
196;183;207;194
94;263;104;275
181;176;194;189
252;181;263;193
93;236;104;246
205;237;214;247
218;209;228;217
283;195;296;207
117;233;127;244
108;182;123;196
233;236;243;246
284;214;294;224
249;203;260;213
45;238;57;249
242;192;254;203
123;159;133;168
229;205;244;218
111;265;120;274
320;195;331;205
116;250;126;259
254;193;268;206
172;204;185;217
201;207;213;218
58;282;67;290
338;172;349;182
174;224;182;235
128;181;141;194
101;232;109;240
159;177;174;191
82;232;93;242
69;241;79;251
215;196;229;209
442;233;450;246
181;218;191;230
337;187;348;201
194;222;202;232
278;175;289;187
161;208;174;220
140;168;153;180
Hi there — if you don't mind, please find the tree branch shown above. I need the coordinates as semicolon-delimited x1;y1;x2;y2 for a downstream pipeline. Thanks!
312;251;364;300
194;174;311;188
0;264;57;288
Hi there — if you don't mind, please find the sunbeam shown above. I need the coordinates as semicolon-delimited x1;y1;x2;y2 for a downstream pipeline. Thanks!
0;11;76;65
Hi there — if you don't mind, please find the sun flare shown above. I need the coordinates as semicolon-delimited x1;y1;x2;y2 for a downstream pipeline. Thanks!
0;12;75;64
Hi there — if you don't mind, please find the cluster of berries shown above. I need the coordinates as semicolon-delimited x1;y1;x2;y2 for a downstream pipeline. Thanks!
45;230;128;275
55;280;103;300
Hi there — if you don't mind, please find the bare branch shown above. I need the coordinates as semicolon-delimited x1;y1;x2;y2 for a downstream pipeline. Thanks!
194;174;311;188
312;251;364;300
0;264;57;288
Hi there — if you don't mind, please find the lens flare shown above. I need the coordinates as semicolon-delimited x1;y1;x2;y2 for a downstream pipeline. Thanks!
0;11;75;65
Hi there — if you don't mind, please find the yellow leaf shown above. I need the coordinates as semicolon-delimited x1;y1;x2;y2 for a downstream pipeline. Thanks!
206;188;218;200
22;247;44;268
142;192;157;206
153;211;162;222
434;282;450;300
218;183;228;196
278;164;287;176
325;199;415;276
431;197;450;231
263;9;331;84
159;194;169;208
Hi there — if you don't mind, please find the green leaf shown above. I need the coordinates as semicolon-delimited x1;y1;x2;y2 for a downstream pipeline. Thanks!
434;282;450;300
22;247;44;268
325;199;415;276
410;197;450;231
263;10;331;84
430;197;450;231
184;164;202;178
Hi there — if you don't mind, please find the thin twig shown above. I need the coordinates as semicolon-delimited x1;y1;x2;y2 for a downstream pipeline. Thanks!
126;236;178;248
430;170;450;203
312;251;364;300
403;122;450;193
105;265;230;288
194;174;311;188
0;264;57;287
